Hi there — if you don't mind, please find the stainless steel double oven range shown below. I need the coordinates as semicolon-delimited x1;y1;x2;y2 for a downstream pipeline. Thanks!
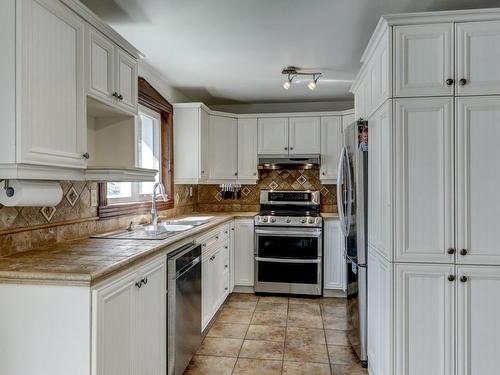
254;190;322;296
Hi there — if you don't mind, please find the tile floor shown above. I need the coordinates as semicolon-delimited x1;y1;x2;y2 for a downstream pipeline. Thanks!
184;293;368;375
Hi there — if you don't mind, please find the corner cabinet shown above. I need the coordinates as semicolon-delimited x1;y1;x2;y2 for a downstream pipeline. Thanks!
92;255;166;375
209;115;238;181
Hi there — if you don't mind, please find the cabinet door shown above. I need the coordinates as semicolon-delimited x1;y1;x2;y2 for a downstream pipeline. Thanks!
199;108;210;180
323;219;345;290
456;96;500;265
257;118;289;154
395;263;455;375
209;115;238;180
237;118;258;180
368;100;393;261
93;274;136;375
234;219;254;286
367;249;393;375
289;117;320;154
201;255;214;331
19;0;86;169
115;48;138;114
457;266;500;375
394;23;454;97
394;98;454;263
456;21;500;96
87;27;115;103
135;259;166;375
320;116;342;182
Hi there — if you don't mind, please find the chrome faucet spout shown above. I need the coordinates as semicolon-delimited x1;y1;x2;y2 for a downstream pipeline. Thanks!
151;182;167;226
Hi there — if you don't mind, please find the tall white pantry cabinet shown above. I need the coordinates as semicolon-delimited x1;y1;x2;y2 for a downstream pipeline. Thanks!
351;8;500;375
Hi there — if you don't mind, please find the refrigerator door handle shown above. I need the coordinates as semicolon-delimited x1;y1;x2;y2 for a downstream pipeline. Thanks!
337;147;349;237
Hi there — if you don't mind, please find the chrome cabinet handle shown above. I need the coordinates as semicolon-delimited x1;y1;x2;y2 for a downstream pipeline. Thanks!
446;78;454;86
82;152;90;159
459;78;468;86
448;275;455;282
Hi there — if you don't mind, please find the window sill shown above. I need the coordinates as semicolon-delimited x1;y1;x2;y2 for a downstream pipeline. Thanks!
98;199;174;219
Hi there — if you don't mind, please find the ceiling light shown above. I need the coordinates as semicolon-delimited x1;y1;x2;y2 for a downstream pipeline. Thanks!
281;66;322;91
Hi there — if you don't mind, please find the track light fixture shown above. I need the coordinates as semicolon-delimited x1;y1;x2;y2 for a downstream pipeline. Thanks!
281;66;322;91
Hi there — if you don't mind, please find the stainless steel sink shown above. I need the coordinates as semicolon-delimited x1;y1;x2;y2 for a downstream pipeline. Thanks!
91;217;213;240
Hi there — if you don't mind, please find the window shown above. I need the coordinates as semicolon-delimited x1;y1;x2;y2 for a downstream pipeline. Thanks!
99;77;174;219
107;106;161;204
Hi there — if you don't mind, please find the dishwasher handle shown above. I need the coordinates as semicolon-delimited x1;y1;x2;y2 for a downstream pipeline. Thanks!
175;255;201;279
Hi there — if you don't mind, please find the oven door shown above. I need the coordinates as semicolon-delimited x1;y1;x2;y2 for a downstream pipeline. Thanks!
254;227;322;295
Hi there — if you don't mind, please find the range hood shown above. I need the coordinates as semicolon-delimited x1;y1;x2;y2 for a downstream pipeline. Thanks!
258;155;320;170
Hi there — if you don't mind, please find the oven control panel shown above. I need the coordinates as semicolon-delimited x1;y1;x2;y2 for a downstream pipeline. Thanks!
254;215;322;228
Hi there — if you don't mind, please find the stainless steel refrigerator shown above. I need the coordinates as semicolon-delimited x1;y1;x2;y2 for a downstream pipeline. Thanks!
337;120;368;368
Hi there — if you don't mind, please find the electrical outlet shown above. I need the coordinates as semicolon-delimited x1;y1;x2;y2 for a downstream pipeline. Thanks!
90;189;98;207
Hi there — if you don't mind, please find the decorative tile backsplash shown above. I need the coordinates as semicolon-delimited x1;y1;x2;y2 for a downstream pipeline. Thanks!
0;170;336;257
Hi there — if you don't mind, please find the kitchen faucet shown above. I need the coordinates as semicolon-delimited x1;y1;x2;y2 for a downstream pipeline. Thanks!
151;182;167;226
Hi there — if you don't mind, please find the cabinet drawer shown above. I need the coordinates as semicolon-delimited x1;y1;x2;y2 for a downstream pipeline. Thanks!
197;223;230;249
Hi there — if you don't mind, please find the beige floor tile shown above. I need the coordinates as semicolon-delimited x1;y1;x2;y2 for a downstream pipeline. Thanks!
321;297;347;306
289;297;321;305
284;342;330;364
286;327;326;345
239;339;284;360
324;329;349;346
224;300;258;311
250;310;287;327
184;355;236;375
282;361;332;375
322;314;348;330
327;345;358;365
232;358;282;375
330;363;368;375
257;295;289;304
228;293;259;302
196;337;243;357
288;302;321;314
255;301;288;314
217;307;253;324
287;310;323;328
206;322;249;339
321;303;347;316
245;324;286;342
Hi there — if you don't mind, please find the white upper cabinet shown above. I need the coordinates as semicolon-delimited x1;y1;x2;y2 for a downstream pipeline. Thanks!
456;96;500;265
320;116;342;183
395;263;455;375
237;118;258;181
258;118;289;154
289;117;321;154
457;266;500;375
209;115;238;180
456;21;500;96
323;219;345;290
394;98;454;263
86;27;138;115
394;23;454;97
18;0;87;169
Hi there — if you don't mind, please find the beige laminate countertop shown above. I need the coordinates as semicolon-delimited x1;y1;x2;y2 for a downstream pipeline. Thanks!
321;213;340;219
0;213;256;287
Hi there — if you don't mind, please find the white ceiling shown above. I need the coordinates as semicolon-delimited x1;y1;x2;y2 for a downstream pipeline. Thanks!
82;0;499;104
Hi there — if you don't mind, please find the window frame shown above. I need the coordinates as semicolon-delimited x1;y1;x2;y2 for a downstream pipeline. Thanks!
98;77;174;219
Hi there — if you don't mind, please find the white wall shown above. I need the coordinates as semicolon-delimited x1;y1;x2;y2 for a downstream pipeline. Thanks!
210;100;354;114
138;61;192;104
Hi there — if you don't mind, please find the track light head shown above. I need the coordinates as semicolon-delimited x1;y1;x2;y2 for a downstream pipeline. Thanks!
308;80;317;91
283;79;292;90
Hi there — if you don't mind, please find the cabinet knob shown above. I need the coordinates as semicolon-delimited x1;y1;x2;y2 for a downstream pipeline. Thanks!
446;78;454;86
224;264;228;268
322;172;326;175
234;172;238;176
253;172;257;176
447;248;455;255
82;152;90;159
459;78;468;86
224;245;228;249
112;92;119;98
202;243;207;247
447;274;455;282
224;287;228;291
460;276;468;283
118;94;124;100
201;170;205;174
284;147;288;150
460;249;468;256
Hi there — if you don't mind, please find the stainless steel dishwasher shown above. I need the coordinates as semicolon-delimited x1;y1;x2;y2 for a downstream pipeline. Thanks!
167;242;202;375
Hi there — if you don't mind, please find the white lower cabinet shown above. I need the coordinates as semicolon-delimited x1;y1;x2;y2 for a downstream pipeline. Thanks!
395;263;455;375
233;218;255;286
92;255;166;375
456;266;500;375
323;219;345;290
367;249;393;375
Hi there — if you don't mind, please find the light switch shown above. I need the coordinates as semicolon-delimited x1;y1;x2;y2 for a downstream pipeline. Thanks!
189;187;193;197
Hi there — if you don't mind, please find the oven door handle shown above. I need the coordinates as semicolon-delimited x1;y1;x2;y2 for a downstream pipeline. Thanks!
254;228;322;237
255;257;321;264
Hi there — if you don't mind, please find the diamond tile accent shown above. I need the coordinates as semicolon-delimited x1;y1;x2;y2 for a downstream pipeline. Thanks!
175;192;180;203
297;175;307;185
215;191;223;201
242;186;251;196
65;186;79;207
320;186;330;196
40;206;56;222
269;181;278;190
